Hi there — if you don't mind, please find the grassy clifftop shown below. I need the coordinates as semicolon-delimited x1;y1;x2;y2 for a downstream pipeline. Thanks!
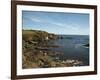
22;30;57;42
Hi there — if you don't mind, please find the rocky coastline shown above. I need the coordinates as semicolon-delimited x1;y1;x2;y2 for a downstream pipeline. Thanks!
22;30;83;69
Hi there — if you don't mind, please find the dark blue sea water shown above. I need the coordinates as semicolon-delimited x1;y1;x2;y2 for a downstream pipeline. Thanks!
49;35;89;66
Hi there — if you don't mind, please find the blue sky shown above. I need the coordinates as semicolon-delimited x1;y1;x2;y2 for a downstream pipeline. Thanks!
22;11;89;35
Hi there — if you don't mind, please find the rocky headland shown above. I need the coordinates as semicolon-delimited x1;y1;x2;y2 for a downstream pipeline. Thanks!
22;30;83;69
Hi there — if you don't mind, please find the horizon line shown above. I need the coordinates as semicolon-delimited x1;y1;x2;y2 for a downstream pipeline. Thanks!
22;29;89;36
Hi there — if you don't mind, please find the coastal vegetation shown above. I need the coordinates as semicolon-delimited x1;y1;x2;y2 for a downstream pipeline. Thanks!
22;30;83;69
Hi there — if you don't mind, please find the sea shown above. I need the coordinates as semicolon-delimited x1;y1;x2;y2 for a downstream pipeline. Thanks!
49;35;89;66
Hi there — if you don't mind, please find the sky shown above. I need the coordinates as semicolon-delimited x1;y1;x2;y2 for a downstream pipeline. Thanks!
22;11;89;35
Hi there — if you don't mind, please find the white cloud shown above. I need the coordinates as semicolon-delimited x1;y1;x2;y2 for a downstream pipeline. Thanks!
31;18;42;22
52;22;65;26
